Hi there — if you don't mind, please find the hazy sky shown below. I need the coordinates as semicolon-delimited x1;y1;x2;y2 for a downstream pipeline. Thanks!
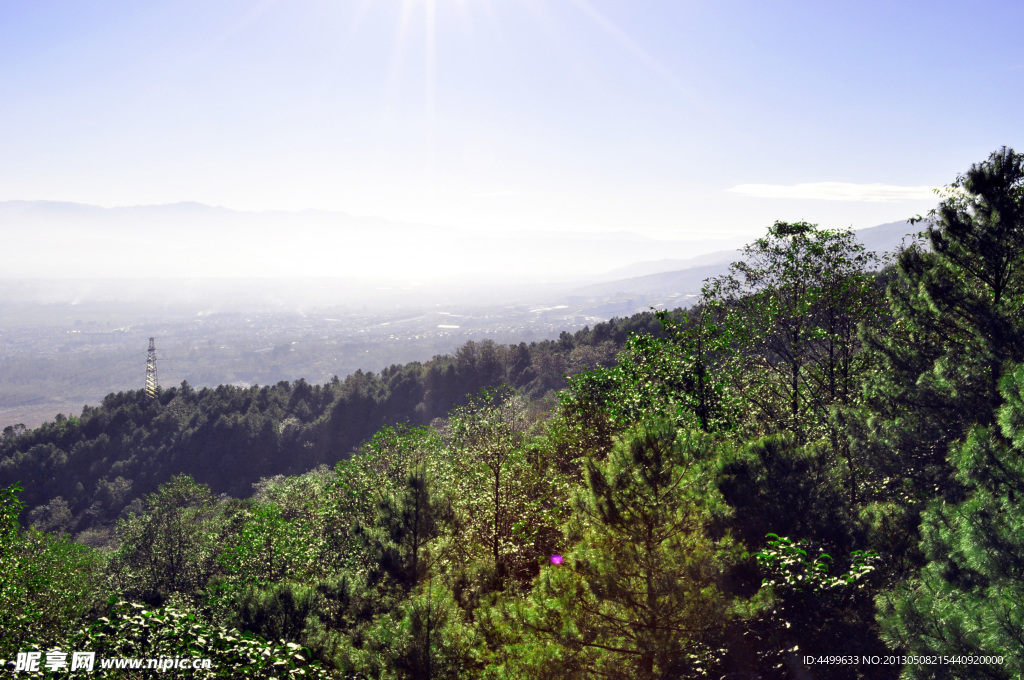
1;0;1022;241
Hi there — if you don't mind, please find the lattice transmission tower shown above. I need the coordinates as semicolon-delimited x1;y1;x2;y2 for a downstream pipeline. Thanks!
146;337;159;398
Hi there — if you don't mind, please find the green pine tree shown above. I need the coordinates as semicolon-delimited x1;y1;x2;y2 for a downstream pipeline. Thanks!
854;147;1024;506
877;362;1024;679
500;420;733;680
362;464;452;598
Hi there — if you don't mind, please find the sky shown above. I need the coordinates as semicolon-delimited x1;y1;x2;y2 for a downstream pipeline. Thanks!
1;0;1022;246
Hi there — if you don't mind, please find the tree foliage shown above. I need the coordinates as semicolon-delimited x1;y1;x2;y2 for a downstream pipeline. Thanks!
878;363;1024;679
499;421;733;680
856;147;1024;503
0;483;107;659
705;220;883;447
110;475;217;605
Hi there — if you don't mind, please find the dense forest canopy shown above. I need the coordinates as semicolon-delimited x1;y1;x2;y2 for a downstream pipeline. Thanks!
2;147;1023;679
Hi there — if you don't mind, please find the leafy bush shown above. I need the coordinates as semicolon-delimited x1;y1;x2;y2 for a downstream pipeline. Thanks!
3;601;334;679
0;483;107;659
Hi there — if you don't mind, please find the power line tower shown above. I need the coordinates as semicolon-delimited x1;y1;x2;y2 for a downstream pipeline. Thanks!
146;337;159;398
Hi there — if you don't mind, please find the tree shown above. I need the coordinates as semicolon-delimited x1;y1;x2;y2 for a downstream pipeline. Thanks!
361;465;452;598
705;221;882;447
855;147;1024;504
923;147;1024;409
864;148;1024;679
110;475;217;604
502;420;733;680
717;434;852;550
877;363;1024;680
647;306;734;433
446;385;536;590
217;502;311;587
339;580;477;680
324;464;468;679
0;483;106;657
554;305;731;467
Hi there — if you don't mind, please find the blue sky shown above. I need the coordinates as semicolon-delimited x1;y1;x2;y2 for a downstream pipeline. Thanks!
1;0;1021;242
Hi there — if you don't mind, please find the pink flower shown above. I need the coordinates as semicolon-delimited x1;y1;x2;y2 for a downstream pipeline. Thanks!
551;555;563;565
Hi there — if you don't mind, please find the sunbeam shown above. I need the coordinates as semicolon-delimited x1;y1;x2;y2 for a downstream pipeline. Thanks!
564;0;707;113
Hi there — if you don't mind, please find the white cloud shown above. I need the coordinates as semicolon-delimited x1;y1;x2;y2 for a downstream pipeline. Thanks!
728;182;937;202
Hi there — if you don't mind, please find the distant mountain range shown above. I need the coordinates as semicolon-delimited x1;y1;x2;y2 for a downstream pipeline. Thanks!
576;220;920;297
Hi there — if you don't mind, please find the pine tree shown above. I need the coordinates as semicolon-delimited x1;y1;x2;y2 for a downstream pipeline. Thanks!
502;420;732;680
854;147;1024;504
362;465;451;597
341;468;472;680
865;148;1024;678
877;363;1024;679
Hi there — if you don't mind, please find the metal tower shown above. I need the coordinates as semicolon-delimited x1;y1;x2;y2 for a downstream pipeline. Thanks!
146;337;159;398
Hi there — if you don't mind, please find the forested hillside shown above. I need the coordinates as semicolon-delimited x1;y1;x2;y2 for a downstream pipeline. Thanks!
3;148;1023;679
0;313;662;538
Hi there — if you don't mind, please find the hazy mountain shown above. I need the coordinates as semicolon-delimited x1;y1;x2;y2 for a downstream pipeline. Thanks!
0;200;746;282
571;219;919;298
595;250;740;281
854;219;923;256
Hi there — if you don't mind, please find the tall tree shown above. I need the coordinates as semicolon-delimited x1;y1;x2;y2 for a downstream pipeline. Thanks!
502;420;732;680
110;475;217;604
362;465;452;598
878;363;1024;680
680;221;886;513
870;147;1024;679
855;147;1024;504
705;221;881;445
446;385;536;590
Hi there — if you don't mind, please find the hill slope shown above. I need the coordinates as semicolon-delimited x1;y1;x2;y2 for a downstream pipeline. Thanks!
0;312;662;537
